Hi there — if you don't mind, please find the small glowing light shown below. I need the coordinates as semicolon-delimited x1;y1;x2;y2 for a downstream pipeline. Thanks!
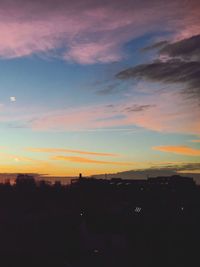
94;249;99;253
134;207;142;213
80;211;84;216
10;96;16;102
181;207;184;211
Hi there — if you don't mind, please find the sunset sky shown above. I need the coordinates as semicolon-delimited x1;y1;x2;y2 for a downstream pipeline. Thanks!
0;0;199;178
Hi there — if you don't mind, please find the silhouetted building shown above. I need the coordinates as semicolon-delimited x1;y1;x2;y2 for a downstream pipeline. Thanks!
148;175;195;188
15;174;36;189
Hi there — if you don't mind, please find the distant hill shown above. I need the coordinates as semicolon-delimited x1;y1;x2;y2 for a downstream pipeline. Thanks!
93;168;200;184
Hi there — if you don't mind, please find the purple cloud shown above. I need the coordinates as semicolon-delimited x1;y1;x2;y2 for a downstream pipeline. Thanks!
0;0;199;63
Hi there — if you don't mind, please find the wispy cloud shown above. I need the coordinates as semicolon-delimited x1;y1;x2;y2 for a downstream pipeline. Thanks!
114;34;200;137
122;104;156;113
1;88;199;135
52;155;132;165
0;152;36;163
0;0;199;63
117;34;200;101
153;145;200;156
37;91;200;134
27;147;118;157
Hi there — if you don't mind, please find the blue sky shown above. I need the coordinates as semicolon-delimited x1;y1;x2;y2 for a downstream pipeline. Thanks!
0;0;199;177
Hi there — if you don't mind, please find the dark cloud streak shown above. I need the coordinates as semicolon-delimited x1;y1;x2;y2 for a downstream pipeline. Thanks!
123;104;155;112
141;40;168;52
116;34;200;101
160;34;200;61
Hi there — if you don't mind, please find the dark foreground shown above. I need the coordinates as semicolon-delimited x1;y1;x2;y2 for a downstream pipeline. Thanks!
0;174;199;267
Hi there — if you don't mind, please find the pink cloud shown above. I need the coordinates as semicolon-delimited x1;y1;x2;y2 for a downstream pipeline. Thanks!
28;89;200;135
1;82;199;135
64;41;122;64
0;0;199;63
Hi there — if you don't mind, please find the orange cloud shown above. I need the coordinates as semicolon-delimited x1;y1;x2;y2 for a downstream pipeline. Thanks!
52;155;132;166
153;145;200;156
29;89;200;135
190;140;200;143
27;147;118;157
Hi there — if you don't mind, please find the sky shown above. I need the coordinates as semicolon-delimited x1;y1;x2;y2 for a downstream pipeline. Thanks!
0;0;200;179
